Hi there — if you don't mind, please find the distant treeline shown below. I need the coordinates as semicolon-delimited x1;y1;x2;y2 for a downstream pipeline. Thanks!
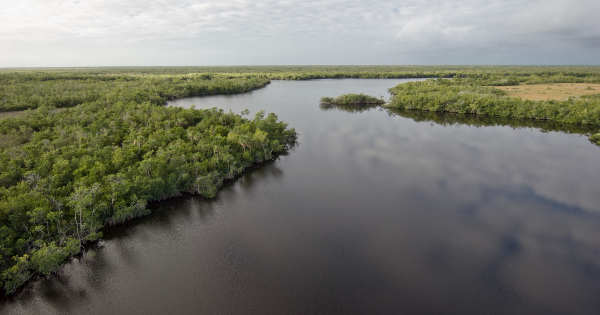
0;73;271;112
0;101;297;293
4;65;600;77
3;66;600;112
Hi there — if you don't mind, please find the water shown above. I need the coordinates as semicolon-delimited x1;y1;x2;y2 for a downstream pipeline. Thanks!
2;79;600;314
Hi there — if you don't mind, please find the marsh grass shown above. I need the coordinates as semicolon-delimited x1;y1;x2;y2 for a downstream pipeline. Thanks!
496;83;600;100
0;111;26;120
0;134;15;148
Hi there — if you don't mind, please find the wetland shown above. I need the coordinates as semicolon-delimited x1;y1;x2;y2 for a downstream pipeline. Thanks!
2;78;600;315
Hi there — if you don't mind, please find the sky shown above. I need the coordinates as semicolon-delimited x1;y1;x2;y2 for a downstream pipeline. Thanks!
1;0;599;67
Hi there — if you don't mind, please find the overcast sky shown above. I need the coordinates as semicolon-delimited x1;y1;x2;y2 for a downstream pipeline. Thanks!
1;0;599;66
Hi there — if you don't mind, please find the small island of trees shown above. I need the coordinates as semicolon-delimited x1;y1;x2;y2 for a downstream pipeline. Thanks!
319;93;385;105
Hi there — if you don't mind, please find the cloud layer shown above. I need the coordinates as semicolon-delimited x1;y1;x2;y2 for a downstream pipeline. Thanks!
1;0;599;66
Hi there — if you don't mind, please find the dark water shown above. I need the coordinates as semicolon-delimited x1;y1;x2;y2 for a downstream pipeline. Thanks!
2;79;600;315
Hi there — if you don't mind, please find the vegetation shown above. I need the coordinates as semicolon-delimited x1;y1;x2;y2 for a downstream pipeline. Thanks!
4;65;600;79
2;65;600;294
319;93;385;105
0;72;271;112
0;101;297;293
3;66;600;113
0;111;26;121
386;78;600;125
590;132;600;146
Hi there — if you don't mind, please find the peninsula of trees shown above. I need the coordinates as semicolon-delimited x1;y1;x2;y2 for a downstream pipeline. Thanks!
0;71;299;294
384;77;600;126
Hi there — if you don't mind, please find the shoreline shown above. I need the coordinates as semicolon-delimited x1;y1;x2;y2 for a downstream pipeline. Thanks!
0;144;295;300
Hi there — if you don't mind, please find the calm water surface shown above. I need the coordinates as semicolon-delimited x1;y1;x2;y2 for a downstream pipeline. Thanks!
2;79;600;314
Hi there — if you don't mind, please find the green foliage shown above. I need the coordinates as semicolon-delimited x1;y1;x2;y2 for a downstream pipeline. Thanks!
589;132;600;146
2;65;600;293
319;97;335;104
195;171;223;198
3;66;600;113
386;78;600;125
1;254;31;294
0;99;297;293
319;93;385;105
30;239;79;276
0;72;271;112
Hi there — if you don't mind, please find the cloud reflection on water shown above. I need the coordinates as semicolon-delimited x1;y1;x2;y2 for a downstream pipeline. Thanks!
3;79;600;314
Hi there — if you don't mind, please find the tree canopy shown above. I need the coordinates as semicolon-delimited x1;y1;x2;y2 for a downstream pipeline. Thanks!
0;100;296;293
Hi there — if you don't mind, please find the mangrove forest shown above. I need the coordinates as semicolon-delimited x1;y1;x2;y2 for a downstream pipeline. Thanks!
1;66;600;295
319;93;385;105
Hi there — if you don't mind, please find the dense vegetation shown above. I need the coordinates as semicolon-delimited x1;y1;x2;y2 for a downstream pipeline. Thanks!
386;78;600;125
319;93;385;105
590;132;600;146
2;65;600;294
0;73;271;112
0;101;297;293
4;65;600;79
3;66;600;112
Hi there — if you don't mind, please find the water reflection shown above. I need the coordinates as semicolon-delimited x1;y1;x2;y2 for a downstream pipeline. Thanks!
2;79;600;315
387;108;599;136
319;103;380;113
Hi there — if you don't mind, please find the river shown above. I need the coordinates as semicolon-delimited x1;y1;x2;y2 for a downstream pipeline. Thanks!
2;79;600;314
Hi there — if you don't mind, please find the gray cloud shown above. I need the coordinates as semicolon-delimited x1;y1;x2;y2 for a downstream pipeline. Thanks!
391;0;600;53
0;0;599;66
